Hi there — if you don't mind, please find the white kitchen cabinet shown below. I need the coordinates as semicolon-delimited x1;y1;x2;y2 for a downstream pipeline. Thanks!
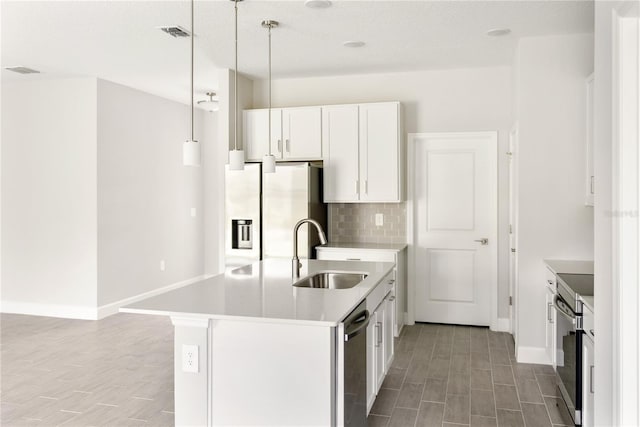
358;103;401;202
583;331;594;427
545;282;557;367
243;107;321;162
366;315;377;414
322;105;360;202
322;102;402;203
366;288;393;414
316;245;406;337
585;73;595;206
383;293;394;372
374;302;386;391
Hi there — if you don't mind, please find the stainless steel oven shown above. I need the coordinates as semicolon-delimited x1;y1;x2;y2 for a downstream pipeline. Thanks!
554;292;582;425
554;273;593;426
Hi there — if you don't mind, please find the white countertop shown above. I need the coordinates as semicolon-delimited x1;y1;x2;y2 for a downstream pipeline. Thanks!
121;259;395;327
544;259;594;275
318;242;407;252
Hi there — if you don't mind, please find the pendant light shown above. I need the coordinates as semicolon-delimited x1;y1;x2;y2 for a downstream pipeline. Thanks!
228;0;245;171
261;20;279;174
183;0;200;167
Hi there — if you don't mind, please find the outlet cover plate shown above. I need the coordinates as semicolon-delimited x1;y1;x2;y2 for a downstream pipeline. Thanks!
182;344;199;373
375;213;384;226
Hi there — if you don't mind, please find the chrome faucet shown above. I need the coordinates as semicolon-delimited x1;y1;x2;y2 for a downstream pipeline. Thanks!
292;218;328;279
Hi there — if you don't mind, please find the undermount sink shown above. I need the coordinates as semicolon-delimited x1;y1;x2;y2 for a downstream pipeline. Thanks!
293;272;368;289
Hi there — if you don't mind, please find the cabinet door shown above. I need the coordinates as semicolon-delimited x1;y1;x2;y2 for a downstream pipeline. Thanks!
384;294;394;372
269;109;283;160
359;103;400;202
582;335;594;427
282;107;322;160
366;315;377;414
322;105;360;202
545;286;556;367
243;109;269;162
375;306;385;391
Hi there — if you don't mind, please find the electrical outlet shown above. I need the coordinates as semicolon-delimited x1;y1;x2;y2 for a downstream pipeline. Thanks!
160;260;166;271
375;213;384;226
191;207;197;217
182;344;199;373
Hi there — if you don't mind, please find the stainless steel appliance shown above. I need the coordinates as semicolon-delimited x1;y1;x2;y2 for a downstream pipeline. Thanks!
342;300;369;427
225;162;326;268
553;273;594;426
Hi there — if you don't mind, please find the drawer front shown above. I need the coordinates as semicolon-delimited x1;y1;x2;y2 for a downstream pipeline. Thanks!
366;272;394;313
316;249;396;263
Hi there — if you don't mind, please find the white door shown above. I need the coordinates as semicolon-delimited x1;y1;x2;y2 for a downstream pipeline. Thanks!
322;105;360;202
282;107;322;160
412;132;497;326
359;103;400;202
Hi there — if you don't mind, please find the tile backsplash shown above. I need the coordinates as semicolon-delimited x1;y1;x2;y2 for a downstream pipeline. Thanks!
328;203;407;244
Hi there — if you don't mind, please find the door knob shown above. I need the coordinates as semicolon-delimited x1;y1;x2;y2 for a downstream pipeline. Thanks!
474;238;489;245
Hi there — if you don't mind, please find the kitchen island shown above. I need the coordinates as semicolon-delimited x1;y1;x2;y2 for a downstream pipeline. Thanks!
121;258;395;426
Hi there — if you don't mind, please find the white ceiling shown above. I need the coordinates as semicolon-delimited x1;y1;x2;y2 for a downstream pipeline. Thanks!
2;0;594;106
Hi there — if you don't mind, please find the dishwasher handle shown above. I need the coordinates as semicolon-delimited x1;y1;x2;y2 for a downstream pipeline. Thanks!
553;295;576;324
345;310;370;342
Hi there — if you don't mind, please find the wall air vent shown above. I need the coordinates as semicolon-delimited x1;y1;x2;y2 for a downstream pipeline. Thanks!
4;66;40;74
158;26;191;38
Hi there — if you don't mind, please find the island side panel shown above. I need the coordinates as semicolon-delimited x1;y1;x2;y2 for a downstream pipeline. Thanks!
171;317;211;427
210;319;336;426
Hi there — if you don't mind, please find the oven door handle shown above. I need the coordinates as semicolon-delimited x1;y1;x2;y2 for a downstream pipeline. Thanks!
553;295;576;324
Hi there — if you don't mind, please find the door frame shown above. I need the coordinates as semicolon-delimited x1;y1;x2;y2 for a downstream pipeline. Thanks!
508;124;519;343
612;2;640;425
407;131;499;330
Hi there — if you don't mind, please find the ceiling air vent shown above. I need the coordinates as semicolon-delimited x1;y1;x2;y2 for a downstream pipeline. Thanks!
158;26;191;38
4;66;40;74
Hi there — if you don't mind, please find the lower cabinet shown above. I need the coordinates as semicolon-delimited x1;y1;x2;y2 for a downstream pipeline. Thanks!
545;284;556;366
582;307;595;427
366;289;395;414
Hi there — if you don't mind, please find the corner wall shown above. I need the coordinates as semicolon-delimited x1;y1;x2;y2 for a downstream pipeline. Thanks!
1;78;98;317
96;79;210;308
514;34;594;360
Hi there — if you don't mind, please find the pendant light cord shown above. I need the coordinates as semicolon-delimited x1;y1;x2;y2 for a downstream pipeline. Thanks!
267;24;272;156
190;0;195;141
234;0;239;151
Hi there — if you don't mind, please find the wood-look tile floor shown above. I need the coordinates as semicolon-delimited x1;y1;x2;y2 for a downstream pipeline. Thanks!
369;323;574;427
1;314;573;427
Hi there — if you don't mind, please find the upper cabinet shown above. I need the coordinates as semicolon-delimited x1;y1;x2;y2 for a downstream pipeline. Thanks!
323;102;402;203
243;107;322;162
585;73;594;206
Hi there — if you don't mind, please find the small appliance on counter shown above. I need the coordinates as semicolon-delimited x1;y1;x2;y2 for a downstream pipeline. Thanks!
225;162;327;269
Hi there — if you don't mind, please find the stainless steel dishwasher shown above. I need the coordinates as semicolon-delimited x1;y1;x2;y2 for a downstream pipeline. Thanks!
342;300;370;427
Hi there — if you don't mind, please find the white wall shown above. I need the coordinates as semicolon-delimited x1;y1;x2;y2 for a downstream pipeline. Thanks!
514;34;594;360
1;78;98;316
253;67;514;320
96;79;210;306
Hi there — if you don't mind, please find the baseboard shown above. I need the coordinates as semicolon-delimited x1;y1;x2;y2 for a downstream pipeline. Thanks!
97;274;210;319
0;301;98;320
1;275;209;321
494;317;511;333
517;346;551;365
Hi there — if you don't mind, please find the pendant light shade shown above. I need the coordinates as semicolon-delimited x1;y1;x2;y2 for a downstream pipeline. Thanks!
183;0;200;166
262;154;276;173
228;0;244;171
262;19;279;174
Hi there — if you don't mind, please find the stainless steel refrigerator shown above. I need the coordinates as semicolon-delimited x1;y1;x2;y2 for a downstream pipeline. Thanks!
224;162;326;269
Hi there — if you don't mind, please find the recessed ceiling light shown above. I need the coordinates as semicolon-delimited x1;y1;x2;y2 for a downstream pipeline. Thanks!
487;28;511;37
305;0;331;8
343;40;365;48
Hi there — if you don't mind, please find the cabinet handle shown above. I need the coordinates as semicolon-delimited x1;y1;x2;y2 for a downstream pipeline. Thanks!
377;322;383;345
355;180;359;195
590;176;595;195
374;323;381;347
277;139;282;153
547;302;554;323
590;365;594;393
365;179;368;195
286;139;290;153
346;258;361;261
